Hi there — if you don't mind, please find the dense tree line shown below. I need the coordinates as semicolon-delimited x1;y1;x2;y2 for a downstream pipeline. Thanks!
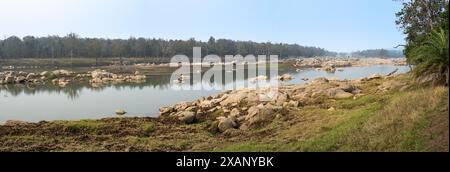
351;49;404;58
396;0;448;85
0;34;336;60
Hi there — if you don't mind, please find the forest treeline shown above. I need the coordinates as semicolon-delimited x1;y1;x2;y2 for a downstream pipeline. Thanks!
0;35;337;59
396;0;448;85
350;49;404;58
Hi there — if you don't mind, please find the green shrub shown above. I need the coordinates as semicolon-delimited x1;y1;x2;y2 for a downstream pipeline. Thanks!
141;123;156;136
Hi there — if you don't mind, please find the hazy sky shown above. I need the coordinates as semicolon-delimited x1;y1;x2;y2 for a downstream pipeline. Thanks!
0;0;405;52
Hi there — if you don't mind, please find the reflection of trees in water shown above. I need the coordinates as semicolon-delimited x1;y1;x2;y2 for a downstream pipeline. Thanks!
0;68;293;99
0;83;84;100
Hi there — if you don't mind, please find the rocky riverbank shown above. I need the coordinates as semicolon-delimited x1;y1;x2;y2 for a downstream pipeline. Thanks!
1;70;447;152
290;57;407;69
157;71;403;134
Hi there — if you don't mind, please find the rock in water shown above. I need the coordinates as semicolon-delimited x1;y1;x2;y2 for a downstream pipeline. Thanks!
322;65;336;73
4;76;14;84
115;109;127;116
52;70;72;77
91;70;113;79
278;74;293;81
26;73;37;80
40;71;50;76
15;76;26;84
159;107;174;116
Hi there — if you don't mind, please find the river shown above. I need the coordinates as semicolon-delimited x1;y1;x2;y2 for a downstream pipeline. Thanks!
0;65;409;122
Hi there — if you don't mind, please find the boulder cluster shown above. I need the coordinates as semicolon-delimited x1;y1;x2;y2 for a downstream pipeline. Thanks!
322;65;337;73
158;75;388;133
89;69;146;86
292;57;406;69
1;69;147;88
159;88;295;132
293;58;352;68
0;70;73;86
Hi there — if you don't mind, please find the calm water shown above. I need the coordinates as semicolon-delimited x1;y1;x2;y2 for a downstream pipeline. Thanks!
0;65;409;122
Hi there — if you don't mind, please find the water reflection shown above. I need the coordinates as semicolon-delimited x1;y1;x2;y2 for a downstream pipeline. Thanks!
1;67;283;99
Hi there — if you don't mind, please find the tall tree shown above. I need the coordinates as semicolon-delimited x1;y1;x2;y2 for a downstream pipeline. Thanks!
396;0;448;56
2;36;23;58
22;36;37;58
396;0;449;85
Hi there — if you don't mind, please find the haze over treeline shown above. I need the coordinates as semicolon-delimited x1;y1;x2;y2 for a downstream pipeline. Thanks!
345;49;404;58
0;34;406;60
0;34;337;59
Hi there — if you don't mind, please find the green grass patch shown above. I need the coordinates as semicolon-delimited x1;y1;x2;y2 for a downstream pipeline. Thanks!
400;112;430;151
335;95;376;109
62;120;107;134
141;123;156;137
287;104;382;151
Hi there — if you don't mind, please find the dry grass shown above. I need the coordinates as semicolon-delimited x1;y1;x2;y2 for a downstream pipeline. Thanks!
218;77;449;152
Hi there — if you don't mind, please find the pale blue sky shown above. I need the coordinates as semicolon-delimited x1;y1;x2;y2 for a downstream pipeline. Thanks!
0;0;405;52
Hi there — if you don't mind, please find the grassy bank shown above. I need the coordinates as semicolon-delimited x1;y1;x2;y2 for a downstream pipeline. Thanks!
0;73;448;152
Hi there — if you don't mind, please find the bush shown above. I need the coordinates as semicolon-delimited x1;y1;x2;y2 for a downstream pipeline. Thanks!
409;28;449;85
141;123;156;136
46;73;57;81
